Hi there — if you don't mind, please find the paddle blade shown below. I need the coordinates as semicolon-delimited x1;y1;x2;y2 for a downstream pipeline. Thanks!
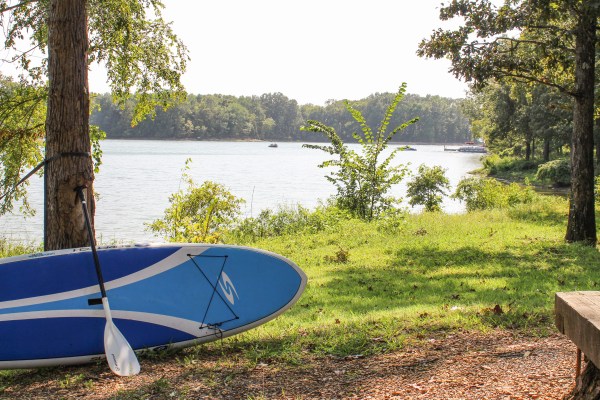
104;321;141;376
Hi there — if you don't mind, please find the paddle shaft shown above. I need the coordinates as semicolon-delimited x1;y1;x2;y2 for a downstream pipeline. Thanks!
75;186;107;298
75;186;140;376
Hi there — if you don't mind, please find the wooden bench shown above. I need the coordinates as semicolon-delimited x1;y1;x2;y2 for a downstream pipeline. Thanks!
555;291;600;373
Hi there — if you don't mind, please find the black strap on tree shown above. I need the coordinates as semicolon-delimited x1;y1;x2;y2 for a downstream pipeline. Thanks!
0;152;91;250
0;152;91;202
0;161;44;203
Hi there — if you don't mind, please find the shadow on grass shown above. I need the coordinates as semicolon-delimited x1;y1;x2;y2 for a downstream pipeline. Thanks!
302;242;600;329
507;204;568;226
2;221;597;398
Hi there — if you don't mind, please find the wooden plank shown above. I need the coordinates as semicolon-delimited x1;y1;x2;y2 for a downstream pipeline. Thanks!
555;291;600;367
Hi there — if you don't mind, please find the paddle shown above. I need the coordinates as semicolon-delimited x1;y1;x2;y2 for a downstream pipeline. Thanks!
76;186;140;376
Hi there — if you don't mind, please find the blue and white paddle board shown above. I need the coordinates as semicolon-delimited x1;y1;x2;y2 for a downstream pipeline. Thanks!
0;243;306;369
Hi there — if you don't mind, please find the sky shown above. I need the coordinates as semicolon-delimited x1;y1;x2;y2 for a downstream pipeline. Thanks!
89;0;469;106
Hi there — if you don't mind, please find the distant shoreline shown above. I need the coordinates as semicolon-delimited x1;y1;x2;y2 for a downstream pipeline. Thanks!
104;137;266;142
103;137;473;146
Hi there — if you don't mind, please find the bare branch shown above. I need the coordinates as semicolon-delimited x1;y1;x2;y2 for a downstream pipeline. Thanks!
496;71;574;96
0;0;39;14
2;42;43;62
494;36;575;54
467;36;574;55
526;24;570;34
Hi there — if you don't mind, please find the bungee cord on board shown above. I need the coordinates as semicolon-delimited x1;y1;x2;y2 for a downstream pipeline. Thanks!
187;253;240;330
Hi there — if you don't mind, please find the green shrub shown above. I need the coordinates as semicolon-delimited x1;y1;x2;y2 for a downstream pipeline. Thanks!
230;204;350;242
482;154;502;174
0;238;39;258
147;160;244;243
406;164;450;212
375;207;408;233
302;84;418;220
535;159;571;187
482;154;538;175
453;177;535;211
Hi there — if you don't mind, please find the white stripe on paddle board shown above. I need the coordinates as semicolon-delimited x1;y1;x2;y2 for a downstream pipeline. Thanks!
0;247;208;310
0;309;215;337
0;354;106;369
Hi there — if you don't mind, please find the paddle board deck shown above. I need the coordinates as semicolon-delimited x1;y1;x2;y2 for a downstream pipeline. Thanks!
0;243;306;369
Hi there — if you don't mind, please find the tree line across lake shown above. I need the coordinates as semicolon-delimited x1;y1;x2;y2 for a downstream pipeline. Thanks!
91;91;471;143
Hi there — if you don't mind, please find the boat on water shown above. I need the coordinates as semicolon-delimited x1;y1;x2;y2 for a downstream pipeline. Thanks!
457;146;487;153
268;143;278;148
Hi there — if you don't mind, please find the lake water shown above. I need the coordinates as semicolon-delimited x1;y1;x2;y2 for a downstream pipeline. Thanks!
0;140;483;244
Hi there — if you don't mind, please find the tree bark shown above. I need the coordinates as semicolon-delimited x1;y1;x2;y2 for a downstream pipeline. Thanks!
594;118;600;166
565;5;597;245
565;361;600;400
45;0;94;251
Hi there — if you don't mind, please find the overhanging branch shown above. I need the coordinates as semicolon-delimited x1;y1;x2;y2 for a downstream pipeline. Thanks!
498;71;574;96
0;0;39;14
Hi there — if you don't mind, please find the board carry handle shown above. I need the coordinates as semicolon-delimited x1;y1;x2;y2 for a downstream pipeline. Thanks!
75;186;141;376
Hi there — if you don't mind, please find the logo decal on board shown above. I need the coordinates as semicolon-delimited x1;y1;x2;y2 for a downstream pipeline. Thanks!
218;271;239;305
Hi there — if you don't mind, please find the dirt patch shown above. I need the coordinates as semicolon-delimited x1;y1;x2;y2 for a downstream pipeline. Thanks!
0;331;577;399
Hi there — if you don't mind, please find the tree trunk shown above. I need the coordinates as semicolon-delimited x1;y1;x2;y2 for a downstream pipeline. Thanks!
595;118;600;166
525;139;532;161
544;137;551;162
565;5;597;245
565;361;600;400
45;0;94;251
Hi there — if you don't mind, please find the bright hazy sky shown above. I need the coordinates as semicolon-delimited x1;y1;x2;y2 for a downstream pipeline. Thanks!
89;0;469;105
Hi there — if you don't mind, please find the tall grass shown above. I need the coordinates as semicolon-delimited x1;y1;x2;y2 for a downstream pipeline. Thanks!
0;238;39;258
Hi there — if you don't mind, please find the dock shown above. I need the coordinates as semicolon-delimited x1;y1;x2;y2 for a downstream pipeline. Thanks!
555;291;600;369
443;145;487;153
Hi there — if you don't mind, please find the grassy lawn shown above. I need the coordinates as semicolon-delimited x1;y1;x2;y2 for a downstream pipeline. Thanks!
178;196;600;365
0;195;598;396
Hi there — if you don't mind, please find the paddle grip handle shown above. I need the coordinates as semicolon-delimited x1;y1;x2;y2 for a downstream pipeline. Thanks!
76;186;107;299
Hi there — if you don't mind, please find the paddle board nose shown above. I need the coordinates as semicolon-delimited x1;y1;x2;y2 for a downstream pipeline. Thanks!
194;246;307;331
